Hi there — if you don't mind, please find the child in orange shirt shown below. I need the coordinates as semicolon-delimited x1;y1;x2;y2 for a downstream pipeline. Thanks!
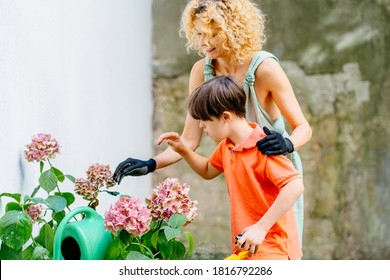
157;75;304;260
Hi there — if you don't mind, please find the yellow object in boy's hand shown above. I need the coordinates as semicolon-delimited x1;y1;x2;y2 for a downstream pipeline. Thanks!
224;250;250;260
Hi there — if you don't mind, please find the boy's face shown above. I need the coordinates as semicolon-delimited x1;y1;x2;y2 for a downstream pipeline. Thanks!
199;116;228;142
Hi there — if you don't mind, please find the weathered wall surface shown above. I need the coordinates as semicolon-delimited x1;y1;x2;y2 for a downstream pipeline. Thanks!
152;0;390;259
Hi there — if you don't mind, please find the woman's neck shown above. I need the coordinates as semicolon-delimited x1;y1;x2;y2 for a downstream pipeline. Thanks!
213;55;253;84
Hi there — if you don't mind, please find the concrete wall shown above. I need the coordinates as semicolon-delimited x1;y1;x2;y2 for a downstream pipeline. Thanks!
152;0;390;259
0;0;153;217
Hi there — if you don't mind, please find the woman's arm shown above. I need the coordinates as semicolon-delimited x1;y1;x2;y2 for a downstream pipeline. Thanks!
255;58;312;151
113;60;206;183
154;59;205;169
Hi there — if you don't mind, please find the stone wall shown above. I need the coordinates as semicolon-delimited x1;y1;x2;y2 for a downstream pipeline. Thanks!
152;0;390;259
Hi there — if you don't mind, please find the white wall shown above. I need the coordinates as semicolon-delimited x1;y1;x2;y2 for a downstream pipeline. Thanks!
0;0;153;217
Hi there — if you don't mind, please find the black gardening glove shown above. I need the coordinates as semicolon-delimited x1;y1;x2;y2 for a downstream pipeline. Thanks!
113;158;156;184
256;126;294;156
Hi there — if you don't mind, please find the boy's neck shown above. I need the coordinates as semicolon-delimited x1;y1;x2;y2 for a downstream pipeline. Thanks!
227;119;254;146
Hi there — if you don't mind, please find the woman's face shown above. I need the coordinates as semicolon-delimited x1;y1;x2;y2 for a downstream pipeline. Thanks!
194;18;226;59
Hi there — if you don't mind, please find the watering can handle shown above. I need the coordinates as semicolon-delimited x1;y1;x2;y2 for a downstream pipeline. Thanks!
58;206;98;226
53;206;100;259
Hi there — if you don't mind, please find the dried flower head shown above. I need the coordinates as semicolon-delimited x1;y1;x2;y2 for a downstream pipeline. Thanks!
24;133;60;162
104;196;151;236
146;178;198;224
86;163;116;188
26;204;44;223
74;178;99;200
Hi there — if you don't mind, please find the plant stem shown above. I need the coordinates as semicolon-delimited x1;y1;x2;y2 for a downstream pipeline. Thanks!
130;242;155;259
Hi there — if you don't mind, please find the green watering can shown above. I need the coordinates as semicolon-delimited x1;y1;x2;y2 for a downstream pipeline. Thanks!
53;206;112;260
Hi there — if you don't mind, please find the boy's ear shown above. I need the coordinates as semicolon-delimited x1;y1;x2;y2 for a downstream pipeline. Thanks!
221;111;233;122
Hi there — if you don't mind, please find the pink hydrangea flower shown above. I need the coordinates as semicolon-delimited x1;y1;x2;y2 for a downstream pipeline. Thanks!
26;204;44;223
86;163;116;188
146;178;198;224
24;133;60;162
74;178;99;200
104;196;151;236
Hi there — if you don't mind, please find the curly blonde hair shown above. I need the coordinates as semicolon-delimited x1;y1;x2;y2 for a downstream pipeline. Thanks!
180;0;267;64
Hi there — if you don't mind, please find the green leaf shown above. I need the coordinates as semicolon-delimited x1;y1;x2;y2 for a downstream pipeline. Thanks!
119;229;132;244
5;202;22;212
45;196;67;212
163;226;181;241
22;244;34;260
40;161;44;173
25;196;46;205
0;193;21;203
51;166;65;182
168;214;187;229
151;230;160;249
0;211;32;250
182;231;194;258
39;223;54;253
32;245;51;260
65;174;76;183
166;240;186;260
31;185;40;197
54;192;75;207
0;243;22;260
157;239;170;259
126;251;152;260
105;236;126;260
39;169;58;193
52;210;66;225
102;190;120;196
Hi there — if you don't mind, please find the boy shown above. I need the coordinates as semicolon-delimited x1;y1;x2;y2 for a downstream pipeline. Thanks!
157;75;304;260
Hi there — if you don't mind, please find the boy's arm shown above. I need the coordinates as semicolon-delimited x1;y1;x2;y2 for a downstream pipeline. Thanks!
157;132;221;180
236;178;304;254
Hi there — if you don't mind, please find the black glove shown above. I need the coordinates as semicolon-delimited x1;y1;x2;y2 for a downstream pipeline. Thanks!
256;126;294;156
113;158;156;184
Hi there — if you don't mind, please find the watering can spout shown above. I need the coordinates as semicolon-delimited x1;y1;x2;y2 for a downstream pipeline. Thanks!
53;206;112;260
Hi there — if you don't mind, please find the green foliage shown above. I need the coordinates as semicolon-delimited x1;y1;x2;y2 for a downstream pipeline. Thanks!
0;160;76;260
106;213;194;260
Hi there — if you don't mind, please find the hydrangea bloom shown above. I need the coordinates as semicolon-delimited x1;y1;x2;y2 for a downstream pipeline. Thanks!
74;178;99;200
26;204;44;223
86;163;116;188
146;178;198;224
104;196;151;236
24;133;60;162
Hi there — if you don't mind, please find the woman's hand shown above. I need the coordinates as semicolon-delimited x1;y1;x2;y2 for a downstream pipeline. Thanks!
113;158;156;184
256;126;294;156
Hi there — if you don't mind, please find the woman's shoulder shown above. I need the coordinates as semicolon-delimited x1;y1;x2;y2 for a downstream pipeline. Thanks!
189;58;207;91
191;58;206;73
254;54;283;79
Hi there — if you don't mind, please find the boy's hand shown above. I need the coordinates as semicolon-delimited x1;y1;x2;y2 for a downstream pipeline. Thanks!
235;223;267;256
156;132;185;153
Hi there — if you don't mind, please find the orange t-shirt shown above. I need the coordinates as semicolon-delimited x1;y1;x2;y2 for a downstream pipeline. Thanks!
209;123;302;260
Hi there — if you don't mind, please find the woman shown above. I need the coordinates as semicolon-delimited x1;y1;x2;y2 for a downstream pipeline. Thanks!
113;0;311;245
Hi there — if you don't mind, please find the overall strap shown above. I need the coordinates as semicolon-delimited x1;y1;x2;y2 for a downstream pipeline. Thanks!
242;51;280;131
204;56;215;81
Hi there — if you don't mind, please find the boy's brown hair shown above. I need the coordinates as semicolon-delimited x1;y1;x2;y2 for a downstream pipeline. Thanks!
187;75;246;121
